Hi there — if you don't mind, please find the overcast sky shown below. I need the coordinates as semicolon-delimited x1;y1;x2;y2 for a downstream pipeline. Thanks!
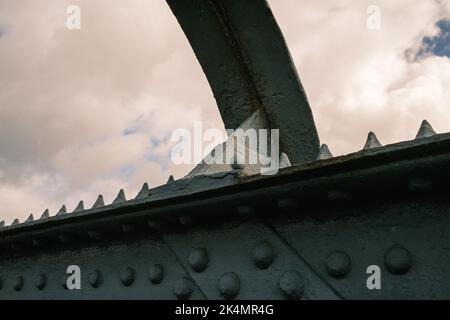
0;0;449;223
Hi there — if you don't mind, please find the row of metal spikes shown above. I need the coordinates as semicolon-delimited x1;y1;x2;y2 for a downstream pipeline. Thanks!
0;175;176;228
0;120;437;228
316;120;437;160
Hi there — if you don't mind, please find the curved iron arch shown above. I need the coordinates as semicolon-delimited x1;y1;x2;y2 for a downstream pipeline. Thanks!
167;0;320;164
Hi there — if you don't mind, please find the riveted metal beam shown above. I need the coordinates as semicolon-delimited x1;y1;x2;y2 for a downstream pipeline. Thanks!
161;221;340;300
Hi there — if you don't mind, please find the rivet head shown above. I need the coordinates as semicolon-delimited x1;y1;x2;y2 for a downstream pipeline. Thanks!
218;273;240;300
35;274;47;290
89;270;102;288
148;264;164;284
326;251;351;278
385;245;412;275
13;276;24;292
120;267;135;286
61;275;68;289
188;248;209;272
174;277;194;300
278;271;305;300
252;241;275;269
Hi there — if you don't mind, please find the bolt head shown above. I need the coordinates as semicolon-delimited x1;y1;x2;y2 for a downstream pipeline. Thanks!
13;276;24;292
148;264;164;284
279;271;305;300
326;251;351;278
174;277;193;300
252;241;275;269
61;275;68;289
35;274;47;290
218;273;240;300
89;270;102;288
188;248;209;272
120;267;135;286
385;245;412;275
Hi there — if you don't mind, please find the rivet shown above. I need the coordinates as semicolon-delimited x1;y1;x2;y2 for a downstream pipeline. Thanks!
120;267;135;286
174;277;193;300
35;274;47;290
278;271;305;300
13;276;24;291
61;275;68;289
188;248;209;272
89;270;102;288
326;251;351;278
252;241;275;269
385;245;412;275
218;273;240;300
148;264;164;284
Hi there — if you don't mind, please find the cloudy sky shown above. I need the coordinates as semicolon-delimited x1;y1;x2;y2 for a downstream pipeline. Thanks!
0;0;449;223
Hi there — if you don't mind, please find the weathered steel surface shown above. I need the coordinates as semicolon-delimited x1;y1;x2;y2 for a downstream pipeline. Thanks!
0;0;447;300
272;197;450;299
0;131;450;299
166;0;319;163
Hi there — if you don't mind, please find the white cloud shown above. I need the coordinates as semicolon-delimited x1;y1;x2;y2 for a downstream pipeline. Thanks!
269;0;450;153
0;0;448;222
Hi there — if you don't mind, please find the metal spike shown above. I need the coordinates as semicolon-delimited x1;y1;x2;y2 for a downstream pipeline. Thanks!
317;144;333;160
25;214;34;223
0;220;4;227
279;153;291;169
416;120;436;139
167;175;175;184
363;132;382;150
40;209;50;220
11;218;19;226
112;189;126;204
56;205;67;216
92;195;105;209
74;201;85;212
135;183;150;199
